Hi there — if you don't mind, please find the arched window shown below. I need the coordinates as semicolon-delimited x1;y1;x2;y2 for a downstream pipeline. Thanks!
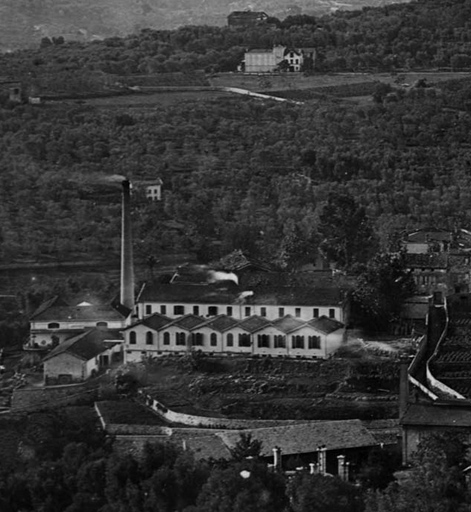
129;332;137;345
163;332;170;345
211;333;217;347
47;322;60;329
96;321;108;327
146;331;154;345
227;333;234;347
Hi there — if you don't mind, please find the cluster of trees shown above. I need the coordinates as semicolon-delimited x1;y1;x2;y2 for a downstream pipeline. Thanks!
4;0;471;78
2;407;468;512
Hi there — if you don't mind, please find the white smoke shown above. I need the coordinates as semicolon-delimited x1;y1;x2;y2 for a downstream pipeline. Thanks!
208;271;239;284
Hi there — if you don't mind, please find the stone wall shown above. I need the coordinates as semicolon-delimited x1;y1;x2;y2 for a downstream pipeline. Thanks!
11;381;99;412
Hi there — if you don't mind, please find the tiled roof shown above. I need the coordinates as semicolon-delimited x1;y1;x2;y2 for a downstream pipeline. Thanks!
248;286;344;307
143;313;173;331
173;434;232;461
203;315;240;332
31;297;125;322
213;250;274;273
43;329;122;362
216;419;377;457
169;314;208;331
308;316;344;334
401;403;471;427
138;282;240;304
272;315;305;334
238;316;272;333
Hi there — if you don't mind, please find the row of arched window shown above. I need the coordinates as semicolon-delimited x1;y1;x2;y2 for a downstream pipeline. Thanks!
128;331;323;350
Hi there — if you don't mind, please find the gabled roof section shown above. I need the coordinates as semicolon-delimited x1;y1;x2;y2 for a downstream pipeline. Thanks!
216;419;377;457
30;296;68;320
307;316;344;334
43;329;122;362
203;315;240;332
31;297;125;322
169;314;208;331
238;315;272;333
143;313;173;331
272;315;305;334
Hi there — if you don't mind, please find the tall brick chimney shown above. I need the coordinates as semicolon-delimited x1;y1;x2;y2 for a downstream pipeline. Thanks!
120;179;134;310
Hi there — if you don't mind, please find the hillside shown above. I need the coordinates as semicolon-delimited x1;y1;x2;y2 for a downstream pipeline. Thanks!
0;0;411;52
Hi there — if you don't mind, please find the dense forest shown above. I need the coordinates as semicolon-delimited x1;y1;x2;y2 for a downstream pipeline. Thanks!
0;0;471;306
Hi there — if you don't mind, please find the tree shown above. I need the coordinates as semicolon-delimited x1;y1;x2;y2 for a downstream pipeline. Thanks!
288;473;364;512
318;193;377;269
275;225;319;270
351;252;415;331
188;460;287;512
230;433;262;461
359;446;402;490
365;431;471;512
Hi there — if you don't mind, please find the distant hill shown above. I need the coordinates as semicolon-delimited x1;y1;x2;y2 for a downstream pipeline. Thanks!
0;0;411;52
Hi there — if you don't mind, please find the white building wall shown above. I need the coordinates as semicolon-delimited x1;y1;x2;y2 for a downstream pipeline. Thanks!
138;302;343;323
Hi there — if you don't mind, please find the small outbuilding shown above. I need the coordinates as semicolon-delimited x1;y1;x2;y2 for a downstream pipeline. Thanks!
43;329;123;385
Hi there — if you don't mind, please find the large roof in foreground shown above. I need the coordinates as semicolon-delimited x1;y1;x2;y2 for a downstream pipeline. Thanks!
216;419;377;457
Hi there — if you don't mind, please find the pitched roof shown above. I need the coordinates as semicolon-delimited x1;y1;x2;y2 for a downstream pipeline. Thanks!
401;403;471;427
238;315;272;333
216;419;377;457
307;316;344;334
31;297;125;322
43;329;122;362
175;434;232;461
248;286;344;307
138;282;240;304
143;313;173;331
203;315;240;332
213;250;274;273
272;315;305;334
168;314;208;331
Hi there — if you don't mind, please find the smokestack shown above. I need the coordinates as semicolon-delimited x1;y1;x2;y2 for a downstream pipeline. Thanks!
120;179;134;310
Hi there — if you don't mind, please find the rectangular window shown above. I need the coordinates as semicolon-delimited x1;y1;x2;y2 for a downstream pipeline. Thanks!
174;305;185;315
163;332;170;345
145;305;152;315
193;306;199;315
313;308;319;318
227;306;233;316
260;307;267;317
295;308;301;318
308;336;321;349
245;307;251;317
278;308;284;317
274;335;286;348
160;305;167;315
227;333;234;347
238;333;251;347
208;306;218;316
329;309;335;319
292;335;305;349
211;333;217;346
